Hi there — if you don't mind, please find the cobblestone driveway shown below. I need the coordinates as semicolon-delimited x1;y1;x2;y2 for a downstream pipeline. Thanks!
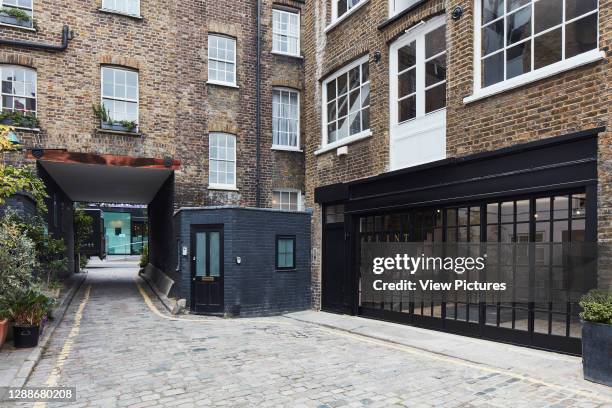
18;262;610;408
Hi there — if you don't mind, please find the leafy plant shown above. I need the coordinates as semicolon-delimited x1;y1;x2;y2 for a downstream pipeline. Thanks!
74;208;93;271
0;110;39;128
579;290;612;324
2;288;55;326
92;103;110;123
140;244;149;268
0;7;31;22
0;218;38;299
119;120;137;132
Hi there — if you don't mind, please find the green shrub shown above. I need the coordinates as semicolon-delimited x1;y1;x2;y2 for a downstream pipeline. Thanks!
579;290;612;324
140;244;149;268
2;287;55;326
0;218;38;295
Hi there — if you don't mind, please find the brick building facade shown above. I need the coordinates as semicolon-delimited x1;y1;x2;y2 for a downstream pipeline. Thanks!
302;0;610;354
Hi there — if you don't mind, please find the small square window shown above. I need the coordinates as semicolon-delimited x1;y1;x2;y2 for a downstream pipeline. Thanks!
276;235;296;270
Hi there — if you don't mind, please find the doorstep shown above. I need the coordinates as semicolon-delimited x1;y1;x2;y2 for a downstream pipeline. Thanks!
0;271;87;388
284;310;612;398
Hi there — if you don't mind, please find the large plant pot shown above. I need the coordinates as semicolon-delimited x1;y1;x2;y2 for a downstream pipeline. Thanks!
582;321;612;386
0;319;8;350
13;325;40;348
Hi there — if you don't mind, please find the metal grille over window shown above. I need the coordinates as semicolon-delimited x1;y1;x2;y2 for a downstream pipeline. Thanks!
480;0;598;87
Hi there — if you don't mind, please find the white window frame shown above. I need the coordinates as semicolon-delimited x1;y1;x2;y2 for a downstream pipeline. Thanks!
207;34;237;88
318;55;371;154
389;15;447;170
100;66;139;126
326;0;369;32
0;64;37;116
466;0;604;103
272;189;303;211
388;0;422;18
272;87;300;151
100;0;141;17
272;9;300;57
0;0;34;29
208;132;237;191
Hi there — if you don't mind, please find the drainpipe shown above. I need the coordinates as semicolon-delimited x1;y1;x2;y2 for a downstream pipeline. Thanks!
255;0;262;207
0;25;73;51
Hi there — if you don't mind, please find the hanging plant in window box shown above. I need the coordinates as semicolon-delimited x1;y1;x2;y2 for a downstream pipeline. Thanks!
92;103;138;133
0;110;39;128
0;7;32;28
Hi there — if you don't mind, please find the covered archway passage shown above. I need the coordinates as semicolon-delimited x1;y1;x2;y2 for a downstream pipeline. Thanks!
28;149;179;278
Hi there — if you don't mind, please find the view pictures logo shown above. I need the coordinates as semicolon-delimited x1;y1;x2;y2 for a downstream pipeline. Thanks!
372;253;487;276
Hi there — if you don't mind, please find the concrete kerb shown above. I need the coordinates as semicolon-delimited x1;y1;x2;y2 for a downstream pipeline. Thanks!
9;271;88;388
138;268;185;315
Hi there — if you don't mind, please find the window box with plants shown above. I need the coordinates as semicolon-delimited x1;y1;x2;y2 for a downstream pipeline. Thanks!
579;290;612;386
93;103;139;133
0;6;33;28
0;110;39;129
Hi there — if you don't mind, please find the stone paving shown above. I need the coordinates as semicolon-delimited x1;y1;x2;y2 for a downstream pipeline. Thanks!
11;260;611;407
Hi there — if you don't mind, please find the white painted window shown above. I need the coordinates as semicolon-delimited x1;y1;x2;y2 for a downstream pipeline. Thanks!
389;0;422;18
389;15;446;170
333;0;365;21
0;0;33;28
322;56;370;146
476;0;599;89
208;34;236;87
272;190;302;211
101;0;140;16
101;67;139;123
272;88;300;149
209;132;236;189
273;9;300;56
0;65;36;114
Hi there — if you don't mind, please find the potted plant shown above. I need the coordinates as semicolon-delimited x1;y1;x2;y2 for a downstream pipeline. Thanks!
0;110;39;128
579;290;612;386
5;289;54;348
92;103;138;132
0;6;32;27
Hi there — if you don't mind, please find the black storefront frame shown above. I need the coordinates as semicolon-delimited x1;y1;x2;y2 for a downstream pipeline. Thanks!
316;129;602;355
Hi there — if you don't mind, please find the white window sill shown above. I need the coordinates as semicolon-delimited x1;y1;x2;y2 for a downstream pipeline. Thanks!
271;51;303;59
324;0;369;34
206;80;239;89
314;130;372;156
271;145;303;152
208;184;238;192
12;126;41;132
0;22;35;31
464;50;606;104
98;8;143;19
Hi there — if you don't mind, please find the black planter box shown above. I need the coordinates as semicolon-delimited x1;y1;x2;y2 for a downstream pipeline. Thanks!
582;321;612;386
13;324;40;348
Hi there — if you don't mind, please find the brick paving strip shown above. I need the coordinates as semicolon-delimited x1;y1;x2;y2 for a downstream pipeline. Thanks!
0;272;87;390
9;263;612;407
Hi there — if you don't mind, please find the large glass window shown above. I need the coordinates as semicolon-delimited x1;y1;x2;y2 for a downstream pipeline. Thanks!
272;190;301;211
393;21;447;124
1;65;36;115
101;0;140;16
101;67;139;125
389;0;422;18
272;88;299;148
0;0;33;28
208;35;236;86
209;132;236;189
479;0;599;88
322;57;370;145
272;9;300;56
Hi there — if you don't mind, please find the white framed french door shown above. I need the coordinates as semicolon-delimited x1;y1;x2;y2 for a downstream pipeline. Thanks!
389;15;447;171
